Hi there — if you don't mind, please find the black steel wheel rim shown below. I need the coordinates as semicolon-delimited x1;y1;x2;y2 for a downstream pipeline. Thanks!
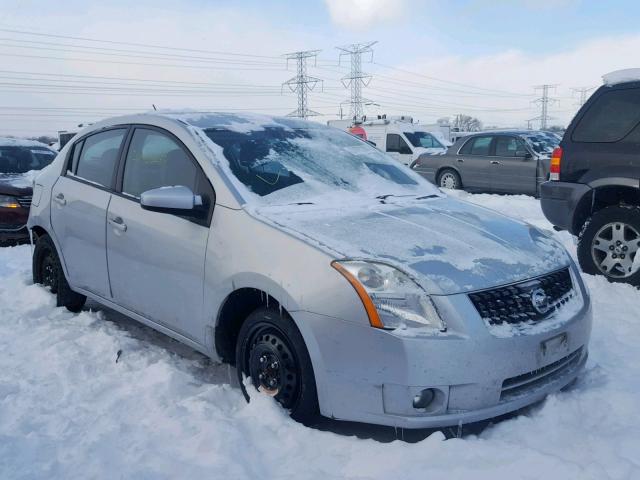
246;325;300;409
41;252;58;290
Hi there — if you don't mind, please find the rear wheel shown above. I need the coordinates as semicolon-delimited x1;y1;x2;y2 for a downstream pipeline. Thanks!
437;169;461;190
577;205;640;285
235;307;319;424
33;234;86;312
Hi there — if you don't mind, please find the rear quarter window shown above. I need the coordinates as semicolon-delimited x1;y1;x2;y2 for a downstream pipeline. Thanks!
572;87;640;143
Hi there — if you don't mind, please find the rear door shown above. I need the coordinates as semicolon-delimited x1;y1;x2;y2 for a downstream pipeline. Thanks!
456;135;494;190
385;133;414;165
106;127;214;342
51;128;127;297
491;135;538;194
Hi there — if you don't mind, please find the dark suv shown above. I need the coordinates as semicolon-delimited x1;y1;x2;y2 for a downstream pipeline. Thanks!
541;70;640;285
0;138;57;244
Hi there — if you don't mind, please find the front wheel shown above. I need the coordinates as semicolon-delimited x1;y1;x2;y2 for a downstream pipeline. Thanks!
235;307;319;424
33;234;86;312
577;205;640;285
437;169;461;190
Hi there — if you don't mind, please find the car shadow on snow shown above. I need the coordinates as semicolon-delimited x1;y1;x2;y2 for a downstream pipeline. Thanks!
86;299;554;444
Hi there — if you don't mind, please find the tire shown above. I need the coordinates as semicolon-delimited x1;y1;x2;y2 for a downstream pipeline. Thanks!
437;169;462;190
577;205;640;286
33;234;86;312
235;307;319;425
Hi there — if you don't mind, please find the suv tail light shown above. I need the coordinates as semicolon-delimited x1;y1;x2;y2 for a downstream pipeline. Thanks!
550;147;562;181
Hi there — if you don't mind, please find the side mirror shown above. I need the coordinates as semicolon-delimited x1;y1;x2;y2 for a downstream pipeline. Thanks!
140;185;203;214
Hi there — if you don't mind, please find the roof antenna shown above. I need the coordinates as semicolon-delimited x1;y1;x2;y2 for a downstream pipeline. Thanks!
152;104;157;111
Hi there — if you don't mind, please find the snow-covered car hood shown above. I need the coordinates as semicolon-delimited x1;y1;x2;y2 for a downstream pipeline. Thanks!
0;171;36;193
255;196;570;295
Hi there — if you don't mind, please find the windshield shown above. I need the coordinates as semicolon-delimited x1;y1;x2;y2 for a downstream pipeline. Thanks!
403;131;444;149
0;146;56;174
203;123;439;204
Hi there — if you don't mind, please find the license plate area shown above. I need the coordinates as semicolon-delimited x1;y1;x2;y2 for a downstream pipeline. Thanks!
540;332;569;362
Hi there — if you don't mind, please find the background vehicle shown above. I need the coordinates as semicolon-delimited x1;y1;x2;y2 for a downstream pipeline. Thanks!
328;115;447;165
0;138;56;244
29;113;590;430
412;130;560;195
540;69;640;285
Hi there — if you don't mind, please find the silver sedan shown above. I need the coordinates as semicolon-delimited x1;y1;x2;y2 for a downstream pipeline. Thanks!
28;114;590;429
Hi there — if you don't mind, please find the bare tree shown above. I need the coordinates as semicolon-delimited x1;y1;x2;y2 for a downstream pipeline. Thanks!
453;114;483;132
436;117;451;126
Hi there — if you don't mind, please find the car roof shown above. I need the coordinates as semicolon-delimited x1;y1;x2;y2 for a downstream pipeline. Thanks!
80;111;326;136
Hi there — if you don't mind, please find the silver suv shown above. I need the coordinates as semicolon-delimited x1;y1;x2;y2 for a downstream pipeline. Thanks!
28;113;592;428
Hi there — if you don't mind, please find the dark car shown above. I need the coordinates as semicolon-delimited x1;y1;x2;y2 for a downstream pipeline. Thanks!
411;130;559;196
0;138;57;244
540;69;640;285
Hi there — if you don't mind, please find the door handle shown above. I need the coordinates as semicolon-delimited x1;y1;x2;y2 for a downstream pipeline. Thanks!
54;193;66;206
108;216;127;232
490;160;501;165
457;158;464;163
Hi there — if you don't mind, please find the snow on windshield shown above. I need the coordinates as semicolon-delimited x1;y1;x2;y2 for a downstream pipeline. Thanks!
201;120;440;205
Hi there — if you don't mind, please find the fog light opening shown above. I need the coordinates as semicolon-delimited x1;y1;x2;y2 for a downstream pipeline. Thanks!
412;388;436;409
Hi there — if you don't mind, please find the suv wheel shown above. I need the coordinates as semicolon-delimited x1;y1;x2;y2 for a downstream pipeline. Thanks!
437;169;461;190
578;205;640;285
235;307;319;425
33;234;86;312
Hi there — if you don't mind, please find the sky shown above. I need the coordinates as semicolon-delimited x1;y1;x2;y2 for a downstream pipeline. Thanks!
0;0;639;137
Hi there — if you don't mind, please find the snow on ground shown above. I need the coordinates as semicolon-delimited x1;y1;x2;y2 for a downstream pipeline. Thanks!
1;192;640;479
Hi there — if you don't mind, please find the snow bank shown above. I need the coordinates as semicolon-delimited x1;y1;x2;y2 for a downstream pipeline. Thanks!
1;192;640;478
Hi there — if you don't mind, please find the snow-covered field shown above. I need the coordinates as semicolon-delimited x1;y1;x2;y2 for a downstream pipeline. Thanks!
1;192;639;479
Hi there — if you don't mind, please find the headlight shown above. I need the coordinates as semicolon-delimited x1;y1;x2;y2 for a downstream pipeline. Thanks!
332;260;446;333
0;195;20;208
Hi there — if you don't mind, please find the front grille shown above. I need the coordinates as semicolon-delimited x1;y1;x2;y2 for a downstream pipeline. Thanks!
500;348;584;401
468;268;573;326
16;195;32;208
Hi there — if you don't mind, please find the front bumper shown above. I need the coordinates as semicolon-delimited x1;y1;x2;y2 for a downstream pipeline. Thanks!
0;206;30;242
295;270;592;429
540;181;592;234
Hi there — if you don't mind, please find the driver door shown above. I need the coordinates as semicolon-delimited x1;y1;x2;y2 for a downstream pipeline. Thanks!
106;127;215;342
491;135;538;195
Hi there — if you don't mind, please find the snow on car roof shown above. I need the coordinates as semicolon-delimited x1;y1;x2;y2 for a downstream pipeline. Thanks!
157;111;326;134
603;68;640;86
0;137;52;149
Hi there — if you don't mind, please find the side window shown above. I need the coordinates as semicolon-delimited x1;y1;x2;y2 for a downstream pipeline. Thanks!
74;129;126;187
386;134;411;154
573;87;640;143
495;136;518;157
122;129;198;198
68;140;84;173
462;136;493;156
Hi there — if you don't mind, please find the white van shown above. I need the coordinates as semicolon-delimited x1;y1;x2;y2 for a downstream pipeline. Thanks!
328;116;447;166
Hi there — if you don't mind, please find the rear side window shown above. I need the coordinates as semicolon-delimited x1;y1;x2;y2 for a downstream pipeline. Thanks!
122;129;198;198
74;129;126;187
460;136;492;155
573;88;640;143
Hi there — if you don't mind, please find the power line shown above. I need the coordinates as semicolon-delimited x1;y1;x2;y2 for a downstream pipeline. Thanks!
0;27;282;59
282;50;323;118
337;41;377;121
